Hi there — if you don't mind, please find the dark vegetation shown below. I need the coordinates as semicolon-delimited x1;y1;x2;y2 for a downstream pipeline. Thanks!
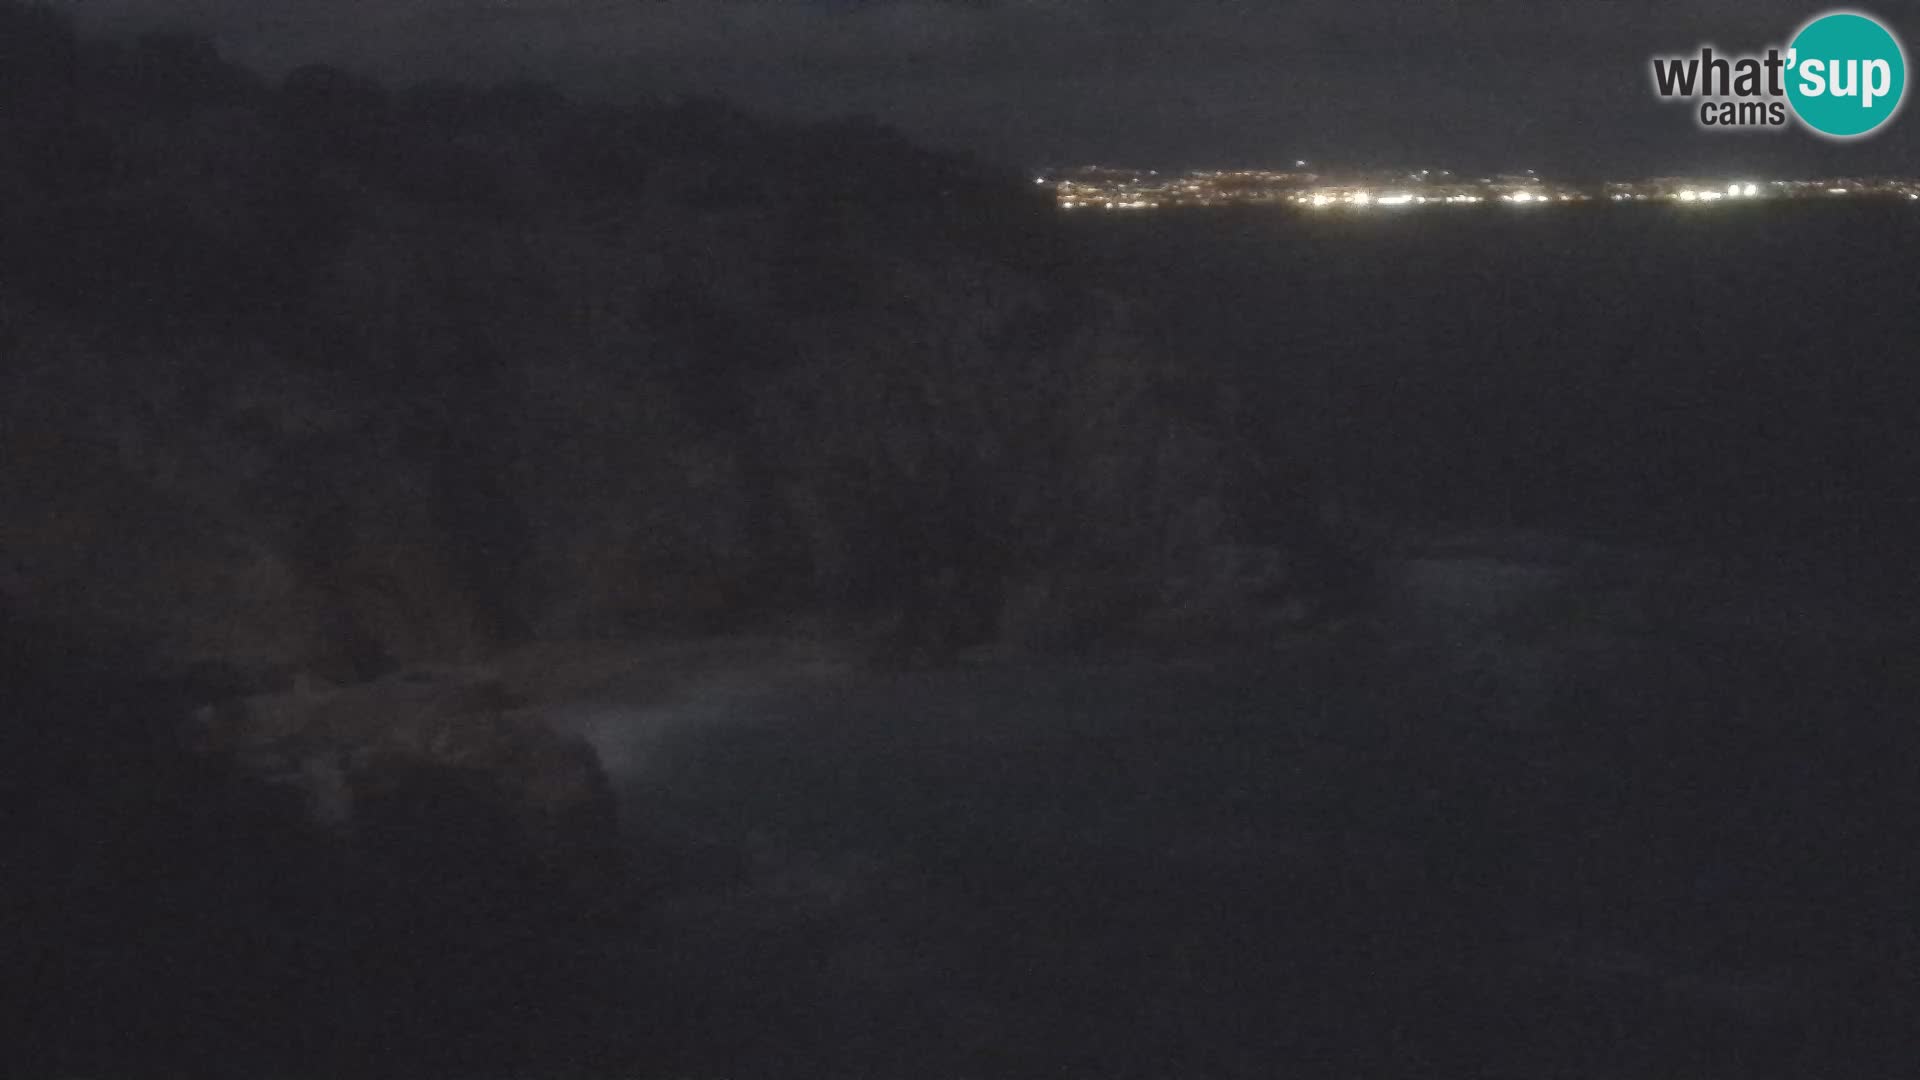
12;5;1916;1078
2;2;1347;691
0;600;635;1080
0;5;1355;1076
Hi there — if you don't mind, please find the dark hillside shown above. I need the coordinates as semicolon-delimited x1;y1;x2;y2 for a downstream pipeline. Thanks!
0;9;1352;1075
0;2;1341;689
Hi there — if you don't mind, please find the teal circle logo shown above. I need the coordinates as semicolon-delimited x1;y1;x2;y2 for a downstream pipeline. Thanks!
1786;11;1907;138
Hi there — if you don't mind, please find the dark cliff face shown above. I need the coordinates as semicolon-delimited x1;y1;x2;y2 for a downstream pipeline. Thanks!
0;3;1338;687
0;603;632;1080
0;10;1351;1074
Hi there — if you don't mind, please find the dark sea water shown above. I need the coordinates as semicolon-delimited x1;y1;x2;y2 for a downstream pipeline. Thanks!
1070;201;1920;565
620;638;1918;1079
591;203;1920;1080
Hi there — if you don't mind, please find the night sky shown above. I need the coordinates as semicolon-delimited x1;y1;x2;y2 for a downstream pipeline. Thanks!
57;1;1920;175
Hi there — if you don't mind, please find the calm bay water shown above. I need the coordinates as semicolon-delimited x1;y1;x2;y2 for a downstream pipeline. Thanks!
583;202;1920;1079
1071;201;1920;562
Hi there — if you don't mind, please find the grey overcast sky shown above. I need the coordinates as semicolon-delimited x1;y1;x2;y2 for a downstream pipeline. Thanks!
53;1;1920;174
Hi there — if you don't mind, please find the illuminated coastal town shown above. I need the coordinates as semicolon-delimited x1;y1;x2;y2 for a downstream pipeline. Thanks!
1041;166;1920;211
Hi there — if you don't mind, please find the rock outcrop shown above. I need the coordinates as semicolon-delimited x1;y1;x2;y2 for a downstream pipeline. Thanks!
0;4;1357;687
191;667;623;895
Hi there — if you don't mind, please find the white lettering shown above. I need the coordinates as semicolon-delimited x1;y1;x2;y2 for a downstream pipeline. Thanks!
1801;57;1827;96
1831;58;1859;99
1863;59;1893;108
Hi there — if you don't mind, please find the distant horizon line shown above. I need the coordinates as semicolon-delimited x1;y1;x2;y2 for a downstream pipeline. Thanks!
1037;164;1920;182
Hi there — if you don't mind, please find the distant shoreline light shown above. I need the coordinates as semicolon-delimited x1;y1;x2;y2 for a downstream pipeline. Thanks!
1043;168;1920;213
